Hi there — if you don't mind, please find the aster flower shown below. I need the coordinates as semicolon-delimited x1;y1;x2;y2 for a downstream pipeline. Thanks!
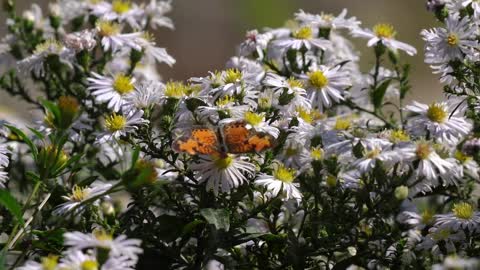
0;144;10;168
125;81;164;109
136;34;176;66
273;26;331;51
17;255;59;270
417;227;466;256
88;72;137;112
255;163;302;201
190;154;256;195
64;230;143;262
63;29;97;52
144;0;174;30
53;182;113;215
96;110;148;143
435;202;480;233
91;0;144;29
432;256;480;270
295;9;360;30
302;65;351;111
352;23;417;56
398;209;436;230
277;138;310;168
406;101;472;144
96;20;143;52
239;29;273;59
422;15;478;62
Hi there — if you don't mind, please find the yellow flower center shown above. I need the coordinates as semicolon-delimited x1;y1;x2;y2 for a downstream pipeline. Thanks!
93;229;113;241
334;117;351;130
223;69;242;84
415;143;432;160
389;130;410;143
433;228;451;241
112;0;131;14
421;209;434;225
274;165;296;183
41;255;58;270
293;26;313;40
97;21;120;36
365;148;381;159
213;155;234;169
165;81;186;98
446;33;459;46
296;107;313;124
34;39;63;55
452;202;475;220
455;150;472;164
426;103;447;123
373;23;396;39
70;185;89;201
105;113;127;132
215;95;235;107
81;260;99;270
244;112;264;126
308;70;329;89
113;74;134;95
310;147;323;161
287;77;304;88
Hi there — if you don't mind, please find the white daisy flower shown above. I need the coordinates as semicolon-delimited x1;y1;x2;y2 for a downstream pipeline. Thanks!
398;209;436;230
96;21;143;52
295;9;360;30
273;26;331;51
255;163;302;201
234;111;280;138
0;170;8;188
406;101;472;144
302;65;351;111
190;154;256;195
64;230;143;262
91;0;144;29
352;142;393;173
63;29;97;52
422;15;478;62
352;23;417;56
136;34;176;66
96;110;148;143
417;227;466;255
401;141;454;181
432;256;480;270
88;72;137;112
226;56;266;84
435;202;480;233
53;181;113;215
239;29;273;59
125;81;164;109
144;0;174;30
16;255;59;270
277;138;310;169
0;144;10;168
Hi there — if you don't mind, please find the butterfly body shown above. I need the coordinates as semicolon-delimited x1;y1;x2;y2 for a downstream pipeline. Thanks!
173;120;275;156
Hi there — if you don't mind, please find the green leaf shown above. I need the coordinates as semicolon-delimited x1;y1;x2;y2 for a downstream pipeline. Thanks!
181;219;205;236
371;79;391;109
0;189;24;225
5;124;38;160
352;141;364;159
185;98;208;112
42;100;61;125
28;127;45;140
200;208;230;231
131;146;140;169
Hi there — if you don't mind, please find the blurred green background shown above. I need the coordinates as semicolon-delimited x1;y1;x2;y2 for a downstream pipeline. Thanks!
0;0;442;121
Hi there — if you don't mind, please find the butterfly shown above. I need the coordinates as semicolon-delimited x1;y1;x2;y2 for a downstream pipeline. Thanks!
172;120;275;156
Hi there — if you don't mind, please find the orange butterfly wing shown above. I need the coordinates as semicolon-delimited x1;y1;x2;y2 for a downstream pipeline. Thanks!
221;120;275;154
173;128;220;155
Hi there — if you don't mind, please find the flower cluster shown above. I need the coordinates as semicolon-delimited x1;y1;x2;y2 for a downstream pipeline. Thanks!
0;0;480;269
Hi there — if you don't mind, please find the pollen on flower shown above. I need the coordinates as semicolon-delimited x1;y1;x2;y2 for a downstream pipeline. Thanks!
308;70;329;89
297;107;313;124
426;103;447;123
293;26;313;40
113;74;134;95
223;69;242;84
274;164;296;183
112;0;131;14
97;20;121;36
415;142;432;160
105;113;127;132
244;112;264;126
446;33;459;46
421;209;434;225
215;95;235;107
41;255;59;270
70;185;89;201
334;117;351;130
365;148;381;159
287;77;304;88
389;130;410;143
213;155;234;169
310;147;324;161
93;229;113;241
373;23;396;39
452;202;475;220
81;260;99;270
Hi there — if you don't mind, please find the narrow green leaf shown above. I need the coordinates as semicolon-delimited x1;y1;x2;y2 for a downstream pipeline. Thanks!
200;208;230;231
28;127;45;140
5;124;37;160
131;147;140;169
371;79;391;109
0;189;24;225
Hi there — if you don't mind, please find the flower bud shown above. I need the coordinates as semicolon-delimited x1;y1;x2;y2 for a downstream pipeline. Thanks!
394;185;409;200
